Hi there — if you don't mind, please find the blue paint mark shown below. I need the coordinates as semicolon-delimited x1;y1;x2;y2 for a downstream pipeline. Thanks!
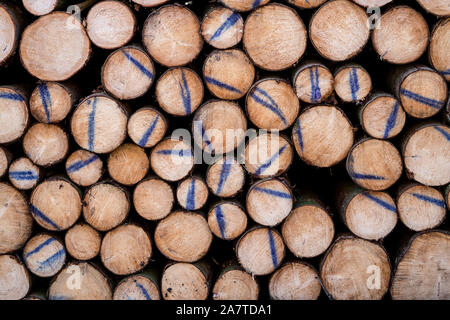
9;171;38;180
383;102;399;139
253;187;291;199
37;248;65;271
138;115;159;147
434;126;450;142
25;238;56;258
215;205;226;239
87;97;97;152
362;192;396;213
38;83;52;123
216;161;231;195
268;229;278;268
349;68;359;101
294;119;304;152
135;281;151;300
50;295;71;300
309;66;321;102
0;93;24;101
122;50;153;79
254;144;287;176
29;203;60;230
251;0;263;8
439;69;450;76
195;121;214;153
67;155;99;173
186;179;196;210
410;193;446;208
251;87;287;125
210;13;240;41
350;173;386;180
400;88;444;110
179;70;191;115
155;149;192;157
205;76;242;94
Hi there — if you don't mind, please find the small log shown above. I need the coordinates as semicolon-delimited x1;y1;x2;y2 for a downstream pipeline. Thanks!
282;190;334;257
101;224;152;276
243;3;307;71
0;2;22;66
358;93;406;139
101;46;155;100
20;12;91;81
193;100;247;155
133;178;174;221
320;235;391;300
416;0;450;17
0;255;30;300
391;230;450;300
391;66;447;119
430;18;450;82
155;211;212;262
236;226;285;276
201;7;243;49
246;78;300;131
244;133;293;178
86;0;136;50
351;0;392;7
310;0;369;62
66;149;103;187
288;0;327;9
22;0;60;16
142;4;203;67
397;183;446;232
8;157;40;190
269;261;322;300
71;93;128;154
0;86;29;144
347;138;403;191
65;223;101;260
113;272;160;300
219;0;270;11
0;146;11;178
208;201;247;240
372;6;429;64
131;0;170;7
334;64;372;103
22;233;66;278
292;62;334;104
246;178;294;226
150;137;194;182
206;157;245;198
107;143;149;186
155;68;204;116
203;49;255;100
48;262;112;300
30;177;81;231
292;105;354;168
83;182;129;231
335;182;397;240
402;123;450;186
127;107;167;148
30;81;80;124
176;176;209;211
212;265;258;300
23;123;69;167
161;261;212;300
0;183;33;254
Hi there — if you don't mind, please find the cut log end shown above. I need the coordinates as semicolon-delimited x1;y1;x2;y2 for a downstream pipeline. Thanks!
288;0;327;9
0;147;9;178
310;0;369;62
208;202;247;240
269;262;321;300
9;157;40;190
213;269;258;300
0;3;19;66
0;87;29;144
202;7;243;49
176;177;209;211
128;108;167;148
351;0;392;7
113;274;160;300
66;150;103;187
108;143;149;186
161;262;209;300
0;255;30;300
417;0;450;16
65;223;101;261
132;0;170;7
134;178;174;221
206;157;245;198
30;82;72;123
22;0;58;16
334;65;372;102
293;63;334;104
219;0;270;11
430;19;450;81
244;3;307;71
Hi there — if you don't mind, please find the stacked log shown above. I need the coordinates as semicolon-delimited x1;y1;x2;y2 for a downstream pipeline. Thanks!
0;0;449;302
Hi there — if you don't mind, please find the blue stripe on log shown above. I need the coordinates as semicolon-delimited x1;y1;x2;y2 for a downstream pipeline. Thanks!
349;68;359;101
135;281;151;300
294;119;304;152
195;121;214;153
9;171;38;180
250;87;287;125
155;149;192;157
29;204;60;230
350;172;386;180
215;205;226;239
0;92;24;101
268;229;278;268
138;115;159;147
383;102;400;139
87;97;97;152
254;144;287;176
410;193;446;208
216;161;231;195
210;13;240;41
253;187;291;199
362;192;396;213
439;69;450;76
179;70;191;115
37;248;65;271
400;88;444;109
434;126;450;142
205;76;242;94
25;238;56;258
67;154;99;173
310;66;321;102
122;50;153;79
186;179;196;210
38;83;52;123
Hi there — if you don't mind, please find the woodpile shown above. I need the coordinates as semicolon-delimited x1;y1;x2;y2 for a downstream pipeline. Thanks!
0;0;448;301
